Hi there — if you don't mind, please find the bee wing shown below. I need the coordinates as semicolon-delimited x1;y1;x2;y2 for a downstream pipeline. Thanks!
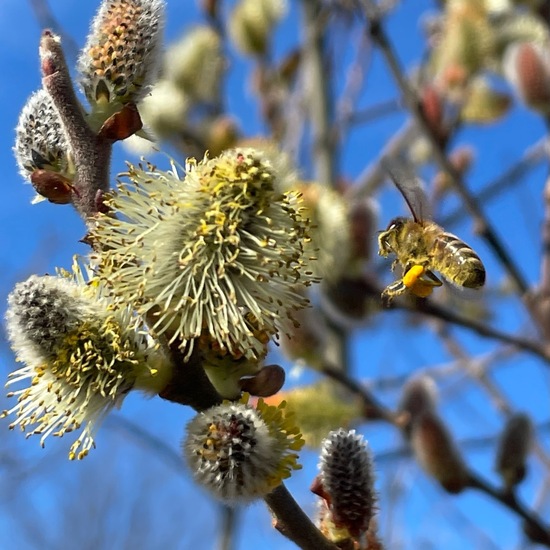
381;158;431;223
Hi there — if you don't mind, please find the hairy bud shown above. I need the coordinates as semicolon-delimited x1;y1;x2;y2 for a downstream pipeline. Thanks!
314;429;377;538
503;42;550;113
279;296;328;367
348;197;379;262
165;26;224;103
495;413;534;490
321;275;379;327
398;374;438;435
229;0;287;56
297;181;351;282
410;410;469;494
14;89;74;202
461;77;511;123
420;84;448;145
78;0;165;107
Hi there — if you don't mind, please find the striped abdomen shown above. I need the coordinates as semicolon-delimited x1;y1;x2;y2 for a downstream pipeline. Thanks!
432;233;485;288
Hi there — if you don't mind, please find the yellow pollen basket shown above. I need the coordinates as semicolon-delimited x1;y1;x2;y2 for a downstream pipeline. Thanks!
403;265;434;298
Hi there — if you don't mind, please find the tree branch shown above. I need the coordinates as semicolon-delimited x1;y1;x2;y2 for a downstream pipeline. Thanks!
302;0;337;186
40;31;112;220
468;473;550;547
265;485;338;550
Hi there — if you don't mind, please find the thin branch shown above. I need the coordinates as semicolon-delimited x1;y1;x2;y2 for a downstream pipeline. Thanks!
218;505;239;550
321;363;401;425
28;0;79;62
365;348;513;392
360;275;550;364
346;98;402;126
302;0;337;185
468;473;550;547
265;485;338;550
406;299;550;364
441;139;549;228
348;121;416;199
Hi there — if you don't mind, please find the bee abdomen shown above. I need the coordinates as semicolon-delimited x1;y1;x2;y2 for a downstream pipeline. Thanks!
433;234;485;288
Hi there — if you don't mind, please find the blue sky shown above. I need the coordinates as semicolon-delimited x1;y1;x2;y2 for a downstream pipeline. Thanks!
1;1;549;549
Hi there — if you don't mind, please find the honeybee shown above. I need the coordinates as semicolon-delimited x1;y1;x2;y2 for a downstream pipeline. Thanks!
378;163;485;304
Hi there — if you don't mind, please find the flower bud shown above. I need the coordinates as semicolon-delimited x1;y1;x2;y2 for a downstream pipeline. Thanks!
495;413;533;490
205;116;240;156
184;396;304;502
410;410;469;494
314;429;377;538
200;0;219;19
164;26;224;103
321;275;379;327
279;297;328;367
14;89;74;202
229;0;287;56
398;374;438;435
420;84;448;145
138;79;190;139
78;0;165;107
503;41;550;113
347;197;379;262
461;77;511;123
432;4;494;91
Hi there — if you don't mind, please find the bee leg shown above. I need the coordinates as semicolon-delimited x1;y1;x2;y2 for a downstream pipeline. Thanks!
421;269;443;287
381;280;408;306
377;230;392;257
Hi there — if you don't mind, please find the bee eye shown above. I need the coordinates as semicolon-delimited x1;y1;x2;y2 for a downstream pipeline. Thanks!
388;221;401;231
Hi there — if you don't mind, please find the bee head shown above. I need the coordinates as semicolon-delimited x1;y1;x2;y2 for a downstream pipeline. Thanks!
385;216;408;231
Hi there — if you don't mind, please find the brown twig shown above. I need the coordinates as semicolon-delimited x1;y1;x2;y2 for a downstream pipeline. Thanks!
441;139;548;228
406;299;550;364
357;273;550;364
346;98;402;126
28;0;79;62
40;31;112;220
265;485;338;550
321;363;400;424
468;473;550;547
348;120;416;199
302;0;337;186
